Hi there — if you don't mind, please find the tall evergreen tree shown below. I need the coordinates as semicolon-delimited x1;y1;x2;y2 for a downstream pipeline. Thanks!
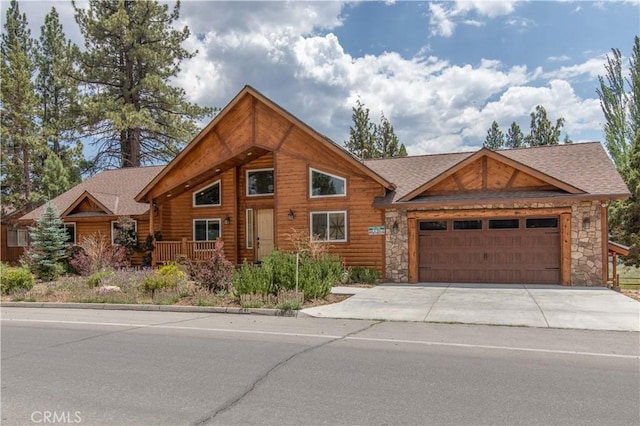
36;7;83;189
73;0;212;168
41;153;71;201
598;36;640;266
597;47;628;171
0;0;46;213
524;105;566;146
374;112;407;158
505;122;525;148
483;120;504;150
26;202;69;281
345;99;376;159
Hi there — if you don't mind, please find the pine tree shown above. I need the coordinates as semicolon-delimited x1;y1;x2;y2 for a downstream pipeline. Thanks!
36;7;83;188
74;0;213;168
26;202;69;280
0;0;46;212
41;153;71;200
505;122;525;148
599;36;640;266
524;105;565;146
483;120;504;150
345;99;376;159
374;112;407;158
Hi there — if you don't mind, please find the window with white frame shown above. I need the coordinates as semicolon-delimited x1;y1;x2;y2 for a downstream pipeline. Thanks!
310;168;346;197
193;180;221;207
310;211;347;242
247;169;274;196
111;220;137;245
193;219;221;241
246;209;254;249
63;223;76;244
7;229;28;247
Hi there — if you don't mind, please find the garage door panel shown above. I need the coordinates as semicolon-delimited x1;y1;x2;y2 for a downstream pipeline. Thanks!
418;217;560;284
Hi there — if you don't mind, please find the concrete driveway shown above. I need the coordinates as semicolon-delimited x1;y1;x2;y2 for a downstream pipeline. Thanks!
301;284;640;332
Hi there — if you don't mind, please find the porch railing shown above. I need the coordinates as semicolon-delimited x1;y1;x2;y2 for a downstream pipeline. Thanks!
155;239;218;263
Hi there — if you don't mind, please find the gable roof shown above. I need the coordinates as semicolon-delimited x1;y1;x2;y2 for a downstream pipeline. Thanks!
398;147;585;202
19;166;164;222
136;85;393;202
365;142;630;206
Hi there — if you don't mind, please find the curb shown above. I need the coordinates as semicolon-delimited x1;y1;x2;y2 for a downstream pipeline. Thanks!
0;302;298;317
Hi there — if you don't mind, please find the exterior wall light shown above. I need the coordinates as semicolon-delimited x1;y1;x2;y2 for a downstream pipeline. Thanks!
288;209;295;220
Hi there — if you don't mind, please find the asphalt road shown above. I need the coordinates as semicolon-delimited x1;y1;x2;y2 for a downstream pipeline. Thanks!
1;308;639;426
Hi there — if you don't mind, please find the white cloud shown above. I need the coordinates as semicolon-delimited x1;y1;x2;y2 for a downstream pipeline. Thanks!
428;0;519;38
543;57;607;80
547;55;571;62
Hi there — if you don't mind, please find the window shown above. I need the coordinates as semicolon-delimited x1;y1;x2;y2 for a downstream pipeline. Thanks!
247;169;274;196
526;218;558;228
7;229;28;247
489;219;520;229
193;180;221;207
311;211;347;242
63;223;76;244
453;220;482;230
420;221;447;231
194;219;221;241
111;220;137;245
246;209;254;249
310;168;346;197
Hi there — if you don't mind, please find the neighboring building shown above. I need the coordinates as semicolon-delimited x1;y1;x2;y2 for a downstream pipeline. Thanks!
8;86;630;286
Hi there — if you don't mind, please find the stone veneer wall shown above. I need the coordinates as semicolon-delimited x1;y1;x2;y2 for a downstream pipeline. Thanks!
385;209;408;282
384;201;604;286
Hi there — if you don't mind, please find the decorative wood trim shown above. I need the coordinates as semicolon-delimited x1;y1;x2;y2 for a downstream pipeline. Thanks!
276;123;294;150
399;148;585;202
506;170;520;189
601;203;608;285
407;207;571;220
482;156;488;190
560;212;572;286
213;128;233;155
252;97;257;145
452;174;465;191
62;191;113;217
407;217;418;283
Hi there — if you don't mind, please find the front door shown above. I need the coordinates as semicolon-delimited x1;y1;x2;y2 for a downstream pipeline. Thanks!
256;209;274;261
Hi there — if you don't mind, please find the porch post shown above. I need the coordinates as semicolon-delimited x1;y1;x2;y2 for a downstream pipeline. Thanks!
150;199;156;267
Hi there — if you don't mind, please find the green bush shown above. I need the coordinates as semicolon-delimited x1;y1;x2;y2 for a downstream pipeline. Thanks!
141;274;179;294
298;255;342;299
348;266;380;284
233;261;273;296
262;250;296;290
156;262;185;278
1;266;34;295
86;270;114;287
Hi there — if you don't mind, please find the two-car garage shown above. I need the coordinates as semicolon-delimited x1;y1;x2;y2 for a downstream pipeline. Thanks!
418;216;561;284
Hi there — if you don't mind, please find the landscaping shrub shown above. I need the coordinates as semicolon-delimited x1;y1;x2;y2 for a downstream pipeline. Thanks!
262;250;296;290
86;270;114;287
69;234;128;275
1;266;34;295
185;239;233;292
233;261;273;296
348;266;380;284
298;254;342;299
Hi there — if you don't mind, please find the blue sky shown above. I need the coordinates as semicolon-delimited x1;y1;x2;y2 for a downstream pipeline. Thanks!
3;0;639;158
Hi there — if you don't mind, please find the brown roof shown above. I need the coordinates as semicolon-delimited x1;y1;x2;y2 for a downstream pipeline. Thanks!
365;142;630;205
20;166;164;221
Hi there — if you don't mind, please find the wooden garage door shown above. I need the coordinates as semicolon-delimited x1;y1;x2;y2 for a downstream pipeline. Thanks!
418;217;560;284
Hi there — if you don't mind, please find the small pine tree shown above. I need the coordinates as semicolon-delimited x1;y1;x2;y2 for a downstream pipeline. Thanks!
505;122;525;148
483;121;505;150
26;201;69;280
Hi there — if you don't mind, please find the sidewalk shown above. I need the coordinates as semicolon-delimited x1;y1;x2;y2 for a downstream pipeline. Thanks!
301;284;640;332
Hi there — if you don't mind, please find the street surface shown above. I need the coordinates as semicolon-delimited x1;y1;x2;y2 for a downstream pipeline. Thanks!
1;307;639;425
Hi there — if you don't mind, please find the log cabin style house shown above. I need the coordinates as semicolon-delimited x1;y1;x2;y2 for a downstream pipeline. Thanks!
6;86;630;286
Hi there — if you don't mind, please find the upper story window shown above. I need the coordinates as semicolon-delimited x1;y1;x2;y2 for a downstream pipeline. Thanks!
247;169;274;196
310;168;346;198
193;180;221;207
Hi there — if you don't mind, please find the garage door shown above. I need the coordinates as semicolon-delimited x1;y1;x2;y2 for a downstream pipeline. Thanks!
418;217;560;284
